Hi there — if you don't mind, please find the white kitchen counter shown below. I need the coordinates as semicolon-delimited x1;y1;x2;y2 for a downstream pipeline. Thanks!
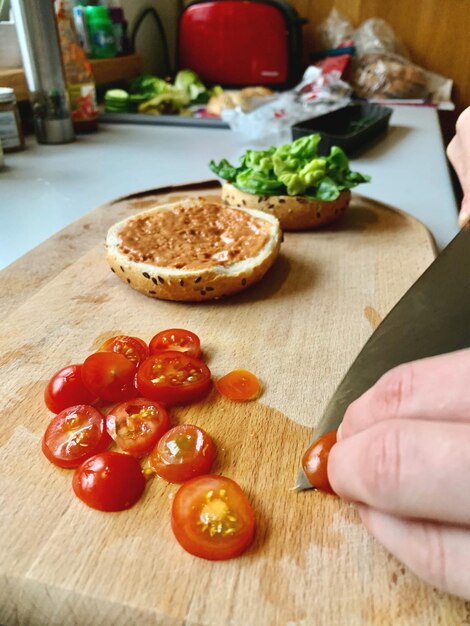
0;106;459;271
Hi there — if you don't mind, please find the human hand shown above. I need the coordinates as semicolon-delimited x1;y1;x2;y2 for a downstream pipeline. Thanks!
327;348;470;600
447;106;470;227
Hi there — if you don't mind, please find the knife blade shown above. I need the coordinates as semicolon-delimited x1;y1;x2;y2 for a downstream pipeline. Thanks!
296;221;470;490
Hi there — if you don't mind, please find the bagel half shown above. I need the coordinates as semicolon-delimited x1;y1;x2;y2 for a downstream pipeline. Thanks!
106;197;282;302
221;183;351;231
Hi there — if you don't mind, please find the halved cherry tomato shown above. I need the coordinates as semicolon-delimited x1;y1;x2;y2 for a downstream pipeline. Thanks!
82;352;137;403
136;351;211;406
42;405;110;469
150;424;215;483
215;369;261;401
106;397;170;457
302;430;337;495
99;335;149;368
72;451;146;512
44;364;97;413
171;474;255;560
149;329;202;359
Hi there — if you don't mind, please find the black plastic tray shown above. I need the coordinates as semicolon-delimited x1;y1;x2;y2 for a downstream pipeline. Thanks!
291;103;393;155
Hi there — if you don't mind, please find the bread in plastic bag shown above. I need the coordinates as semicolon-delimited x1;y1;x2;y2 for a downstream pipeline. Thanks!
314;12;453;105
353;17;409;58
350;18;452;104
315;8;354;49
352;52;430;99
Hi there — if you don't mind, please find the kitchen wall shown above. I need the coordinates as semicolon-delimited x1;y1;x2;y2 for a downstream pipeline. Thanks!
122;0;469;112
120;0;183;76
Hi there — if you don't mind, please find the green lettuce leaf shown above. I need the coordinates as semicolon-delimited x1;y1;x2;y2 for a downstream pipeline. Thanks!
209;134;370;199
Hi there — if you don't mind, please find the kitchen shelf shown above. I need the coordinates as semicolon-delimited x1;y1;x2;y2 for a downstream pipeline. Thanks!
0;53;144;102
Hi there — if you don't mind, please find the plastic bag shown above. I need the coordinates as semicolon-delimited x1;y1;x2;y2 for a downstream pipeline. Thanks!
315;8;354;49
353;17;409;58
220;66;351;140
352;52;431;99
314;13;453;106
350;18;452;105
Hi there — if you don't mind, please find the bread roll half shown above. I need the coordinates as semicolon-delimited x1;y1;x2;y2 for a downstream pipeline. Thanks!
221;183;351;231
106;198;282;302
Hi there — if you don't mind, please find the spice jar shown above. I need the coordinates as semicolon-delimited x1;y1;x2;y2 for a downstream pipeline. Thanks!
0;87;25;153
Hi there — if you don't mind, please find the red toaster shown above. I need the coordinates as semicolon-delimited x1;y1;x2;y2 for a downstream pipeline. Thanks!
178;0;306;88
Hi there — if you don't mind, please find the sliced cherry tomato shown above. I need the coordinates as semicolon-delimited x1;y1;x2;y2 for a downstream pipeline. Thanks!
82;352;137;403
106;397;170;457
215;369;261;401
302;430;337;495
136;351;211;406
149;329;202;359
41;405;110;469
44;364;97;413
72;451;146;512
150;424;216;483
99;335;149;367
172;475;255;560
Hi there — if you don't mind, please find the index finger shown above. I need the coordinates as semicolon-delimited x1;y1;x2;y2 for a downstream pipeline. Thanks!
339;348;470;440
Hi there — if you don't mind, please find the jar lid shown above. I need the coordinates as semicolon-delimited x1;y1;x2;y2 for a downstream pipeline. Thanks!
0;87;15;103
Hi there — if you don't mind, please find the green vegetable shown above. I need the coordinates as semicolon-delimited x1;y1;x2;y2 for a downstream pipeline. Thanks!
105;70;223;116
209;135;370;200
174;69;210;105
104;89;130;113
139;91;190;115
129;74;170;99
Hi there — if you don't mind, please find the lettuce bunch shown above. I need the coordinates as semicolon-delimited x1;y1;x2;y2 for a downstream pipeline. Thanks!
209;135;370;201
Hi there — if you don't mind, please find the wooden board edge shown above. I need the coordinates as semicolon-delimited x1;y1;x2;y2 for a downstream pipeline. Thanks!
352;192;439;259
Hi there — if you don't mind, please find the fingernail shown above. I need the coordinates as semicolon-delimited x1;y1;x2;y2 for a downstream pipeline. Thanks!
459;211;470;228
336;423;343;440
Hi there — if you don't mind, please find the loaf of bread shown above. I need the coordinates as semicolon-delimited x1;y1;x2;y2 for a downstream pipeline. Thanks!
221;183;351;230
106;198;282;302
352;52;430;100
206;87;274;116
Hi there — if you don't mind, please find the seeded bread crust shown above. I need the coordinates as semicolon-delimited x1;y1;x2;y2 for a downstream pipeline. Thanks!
106;199;282;302
221;183;351;231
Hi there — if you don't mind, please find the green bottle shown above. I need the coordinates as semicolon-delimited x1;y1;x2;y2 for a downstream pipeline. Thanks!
85;6;117;59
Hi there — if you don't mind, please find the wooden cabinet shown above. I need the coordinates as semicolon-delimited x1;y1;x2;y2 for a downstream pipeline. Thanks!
0;54;143;102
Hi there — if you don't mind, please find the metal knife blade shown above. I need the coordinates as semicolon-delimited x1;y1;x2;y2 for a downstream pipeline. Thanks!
296;222;470;490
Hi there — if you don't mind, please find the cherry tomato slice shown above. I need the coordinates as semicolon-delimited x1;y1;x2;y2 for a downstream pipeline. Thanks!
42;405;110;469
99;335;149;367
106;397;170;457
149;329;202;359
172;475;255;560
72;451;146;512
136;351;211;406
215;369;261;401
302;430;337;495
82;352;137;403
44;364;98;413
150;424;216;483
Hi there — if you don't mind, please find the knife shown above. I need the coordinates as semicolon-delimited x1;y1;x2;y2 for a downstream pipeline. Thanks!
296;221;470;490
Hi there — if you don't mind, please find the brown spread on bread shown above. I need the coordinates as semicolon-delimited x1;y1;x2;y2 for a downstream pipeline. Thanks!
117;202;271;270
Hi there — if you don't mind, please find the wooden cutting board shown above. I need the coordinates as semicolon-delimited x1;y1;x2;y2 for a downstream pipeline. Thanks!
1;181;467;626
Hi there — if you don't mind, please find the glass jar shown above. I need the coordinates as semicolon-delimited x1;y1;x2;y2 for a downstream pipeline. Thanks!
0;87;25;153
